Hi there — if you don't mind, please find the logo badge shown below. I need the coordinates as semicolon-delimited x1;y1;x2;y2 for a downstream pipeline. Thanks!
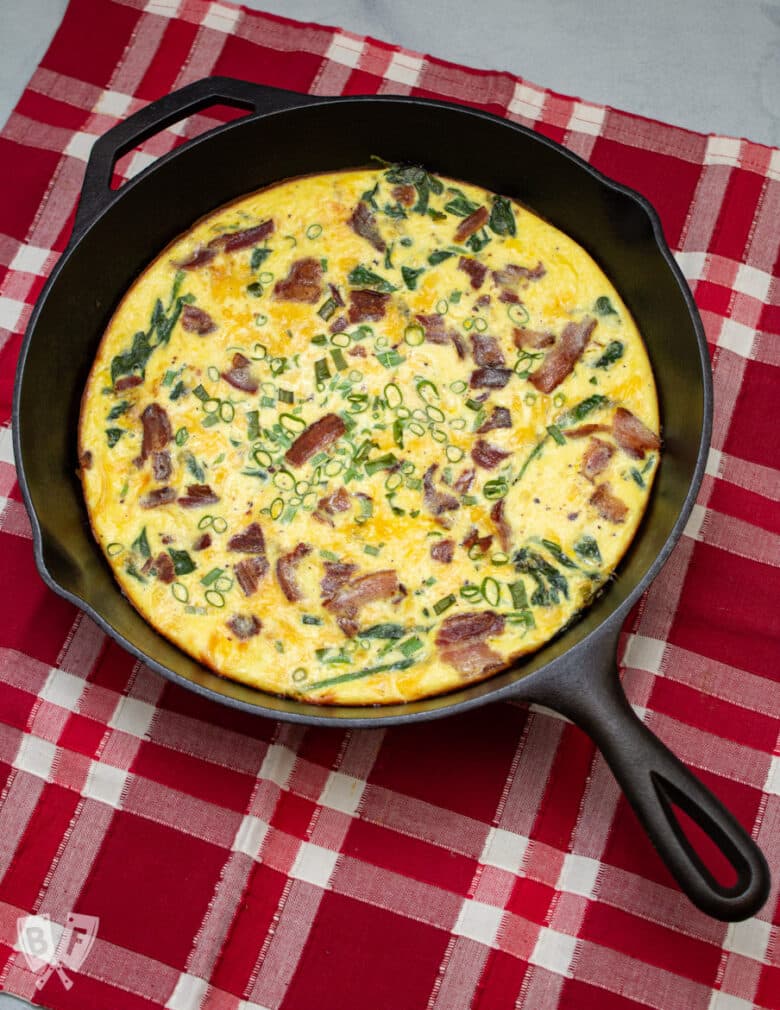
16;912;99;989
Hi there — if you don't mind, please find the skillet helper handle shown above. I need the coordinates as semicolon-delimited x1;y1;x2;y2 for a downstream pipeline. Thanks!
530;627;770;921
73;76;324;238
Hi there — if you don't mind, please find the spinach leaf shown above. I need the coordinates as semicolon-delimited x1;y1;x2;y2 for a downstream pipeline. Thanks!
401;265;425;290
384;164;443;215
594;295;617;316
428;249;454;266
107;400;129;420
444;190;481;217
184;452;205;482
382;202;407;219
541;539;578;570
593;340;624;368
488;196;516;236
347;265;397;293
105;428;124;448
574;535;602;566
513;547;569;606
360;623;406;640
250;246;271;270
557;394;609;427
110;274;191;385
168;549;196;576
466;229;491;252
131;527;151;559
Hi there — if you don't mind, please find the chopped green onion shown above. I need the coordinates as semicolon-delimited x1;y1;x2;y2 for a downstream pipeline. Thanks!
460;583;482;603
364;544;382;557
204;589;225;608
546;424;566;445
277;388;294;404
318;297;337;321
508;580;528;609
106;542;124;557
404;323;425;346
331;348;348;372
172;582;188;603
315;358;331;384
507;303;530;326
376;349;404;369
481;578;501;606
201;567;224;586
483;478;508;500
433;594;456;615
446;445;464;462
306;223;323;239
365;453;397;476
399;636;423;657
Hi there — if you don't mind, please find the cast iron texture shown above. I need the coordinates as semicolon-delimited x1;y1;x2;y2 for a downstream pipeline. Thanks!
13;77;769;919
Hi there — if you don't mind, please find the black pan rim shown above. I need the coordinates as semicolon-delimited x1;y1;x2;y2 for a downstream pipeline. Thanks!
12;90;714;727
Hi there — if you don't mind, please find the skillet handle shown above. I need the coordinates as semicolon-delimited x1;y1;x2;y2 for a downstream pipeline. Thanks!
73;76;326;239
528;625;770;921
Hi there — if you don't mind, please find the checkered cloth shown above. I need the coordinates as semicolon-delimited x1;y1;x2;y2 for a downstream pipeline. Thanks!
0;0;778;1007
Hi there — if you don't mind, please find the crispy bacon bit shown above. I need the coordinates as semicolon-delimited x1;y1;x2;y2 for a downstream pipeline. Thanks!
462;526;493;554
154;552;175;584
181;304;216;335
529;316;596;394
415;313;463;357
276;543;312;602
423;464;460;516
324;570;402;634
470;367;512;389
221;352;258;393
453;467;476;494
499;290;520;304
79;450;93;470
458;257;488;290
471;439;511;470
329;283;345;307
318;487;350;516
612;407;661;459
492;261;545;286
141;486;176;509
392;184;416;206
441;639;505;679
471;334;505;367
454;206;489;243
193;533;211;551
234;557;268;597
329;315;348;334
436;611;506;680
564;423;611;439
178;483;219;508
152;450;171;482
582;437;615;481
590;482;628;523
227;614;262;639
477;406;511;433
437;611;505;645
172;246;216;271
490;499;512;551
348;201;386;252
348;344;367;357
430;539;455;563
273;257;322;303
321;561;358;599
285;414;346;467
513;327;555;349
215;220;274;253
227;522;266;554
348;289;389;323
114;374;143;392
141;403;172;460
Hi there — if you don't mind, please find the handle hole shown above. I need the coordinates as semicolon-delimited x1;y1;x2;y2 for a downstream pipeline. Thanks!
652;774;748;895
110;103;253;191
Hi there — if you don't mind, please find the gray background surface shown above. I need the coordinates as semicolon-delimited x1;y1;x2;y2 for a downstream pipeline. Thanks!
0;0;779;145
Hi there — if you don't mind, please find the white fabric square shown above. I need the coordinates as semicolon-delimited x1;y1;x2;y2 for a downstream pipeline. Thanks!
320;771;365;815
568;103;606;137
717;318;756;359
10;244;50;276
764;755;780;796
480;826;529;874
673;250;707;283
109;696;157;739
290;842;338;888
64;131;96;162
95;90;134;118
708;992;757;1010
453;899;503;946
683;503;707;541
623;634;666;675
768;148;780;182
202;3;240;33
165;972;209;1010
557;853;601;898
258;743;296;789
14;735;57;781
39;669;86;712
83;761;128;808
723;917;772;961
145;0;181;16
0;296;26;332
704;136;742;167
125;150;158;179
529;927;578;977
325;34;365;70
0;424;14;465
509;82;545;120
734;263;772;302
232;815;269;858
385;52;424;87
705;447;723;477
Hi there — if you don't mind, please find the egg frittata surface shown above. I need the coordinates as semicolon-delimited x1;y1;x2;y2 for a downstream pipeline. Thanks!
79;166;661;704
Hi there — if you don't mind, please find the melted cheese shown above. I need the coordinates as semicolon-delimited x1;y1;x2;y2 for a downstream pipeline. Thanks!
79;168;660;704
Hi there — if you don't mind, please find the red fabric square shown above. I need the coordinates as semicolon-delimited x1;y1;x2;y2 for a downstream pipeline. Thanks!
41;0;141;87
76;811;228;969
136;18;200;101
131;740;257;812
57;712;107;758
213;33;326;92
722;358;780;471
271;791;318;839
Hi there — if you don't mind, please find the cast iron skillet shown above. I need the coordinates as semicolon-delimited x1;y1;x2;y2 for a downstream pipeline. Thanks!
13;77;770;920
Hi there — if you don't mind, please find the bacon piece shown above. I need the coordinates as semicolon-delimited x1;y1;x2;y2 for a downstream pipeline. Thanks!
226;614;261;639
114;374;143;392
141;486;176;509
221;352;258;393
612;407;661;459
227;522;266;554
274;257;322;303
276;543;312;602
529;316;596;394
458;257;488;290
477;406;511;433
440;639;505;679
490;499;512;551
499;290;520;304
193;533;211;551
462;527;493;554
153;552;175;584
348;344;367;357
471;439;510;470
140;403;172;460
471;334;505;367
215;220;274;253
590;482;628;523
430;538;455;563
453;467;476;494
581;437;615;481
492;261;545;286
321;562;358;599
454;206;489;243
152;450;171;482
348;289;389;324
181;304;216;334
513;327;555;350
317;487;350;516
172;246;216;271
437;611;505;645
177;483;219;508
415;313;464;357
348;202;386;252
329;283;345;307
470;367;511;389
79;450;93;470
474;294;491;308
324;570;401;625
234;557;268;597
564;423;611;439
329;315;348;334
392;184;416;206
436;611;505;679
285;414;346;467
423;464;460;516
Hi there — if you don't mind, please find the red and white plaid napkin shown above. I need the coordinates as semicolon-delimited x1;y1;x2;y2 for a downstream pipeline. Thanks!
0;1;778;1008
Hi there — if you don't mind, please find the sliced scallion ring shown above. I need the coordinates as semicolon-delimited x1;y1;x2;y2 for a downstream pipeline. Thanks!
212;517;228;534
106;542;124;557
270;497;284;520
507;303;530;326
205;589;225;608
445;445;464;462
404;323;425;345
306;223;323;239
219;401;235;423
172;582;189;603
